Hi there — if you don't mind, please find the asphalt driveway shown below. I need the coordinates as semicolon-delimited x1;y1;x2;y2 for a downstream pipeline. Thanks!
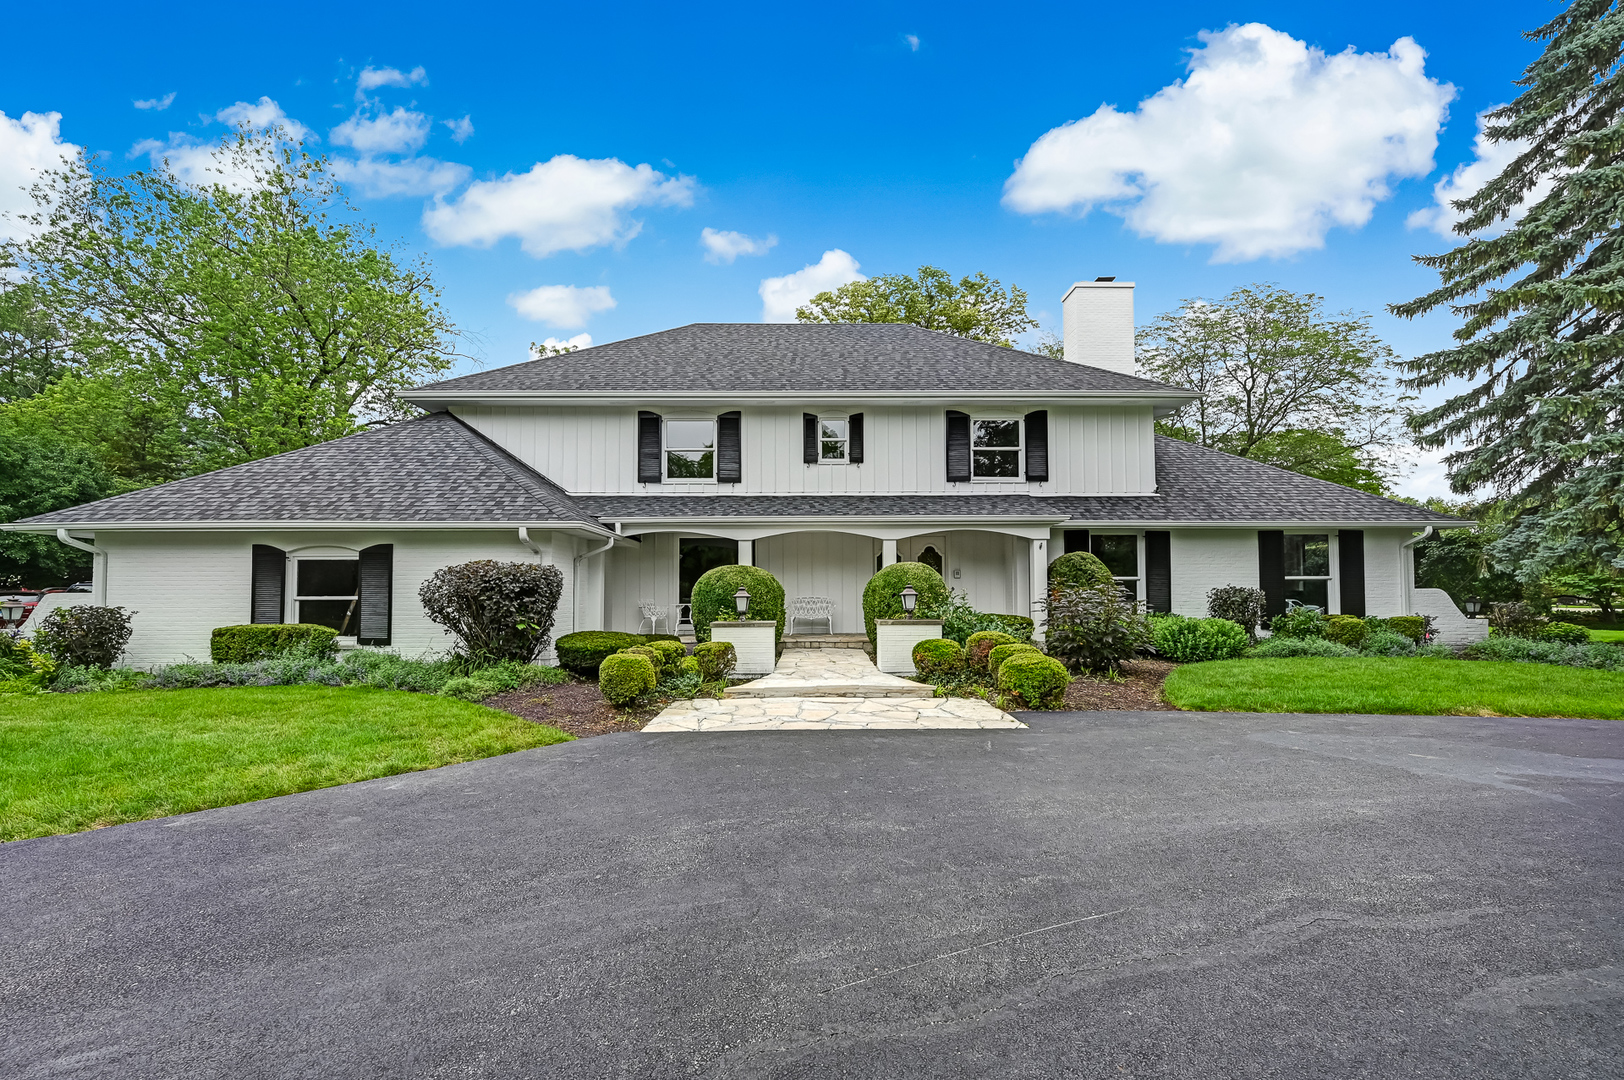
3;709;1622;1079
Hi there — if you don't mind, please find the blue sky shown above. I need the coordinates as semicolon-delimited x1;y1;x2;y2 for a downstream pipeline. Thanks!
1;1;1549;496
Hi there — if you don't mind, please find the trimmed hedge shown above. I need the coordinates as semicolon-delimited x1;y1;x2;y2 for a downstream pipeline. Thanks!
985;614;1036;642
692;564;786;644
678;656;701;678
210;624;339;664
1150;616;1249;662
1324;615;1369;648
988;642;1041;681
644;639;688;676
693;640;738;680
862;562;950;643
1380;616;1427;644
997;652;1071;709
1048;551;1115;591
599;652;657;705
965;630;1018;673
912;638;964;679
556;631;647;675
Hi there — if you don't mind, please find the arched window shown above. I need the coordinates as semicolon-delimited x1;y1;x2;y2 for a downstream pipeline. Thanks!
918;545;944;576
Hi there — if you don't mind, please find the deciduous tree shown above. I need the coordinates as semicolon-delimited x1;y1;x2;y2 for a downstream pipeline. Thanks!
795;265;1037;347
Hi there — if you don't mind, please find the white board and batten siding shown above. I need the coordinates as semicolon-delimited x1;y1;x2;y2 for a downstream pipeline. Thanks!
93;529;580;666
452;405;1157;496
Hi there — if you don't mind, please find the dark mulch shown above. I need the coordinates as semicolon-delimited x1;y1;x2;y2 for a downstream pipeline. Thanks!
483;680;660;738
1063;659;1177;710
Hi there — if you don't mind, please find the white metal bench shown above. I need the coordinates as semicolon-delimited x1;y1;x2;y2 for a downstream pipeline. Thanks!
638;600;669;636
788;596;835;635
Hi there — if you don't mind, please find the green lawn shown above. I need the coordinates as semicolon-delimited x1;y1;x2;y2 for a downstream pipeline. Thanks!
1588;627;1624;643
0;686;571;841
1162;657;1624;720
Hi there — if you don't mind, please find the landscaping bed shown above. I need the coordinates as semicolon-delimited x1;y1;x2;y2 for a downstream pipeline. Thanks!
483;680;661;737
1063;659;1176;710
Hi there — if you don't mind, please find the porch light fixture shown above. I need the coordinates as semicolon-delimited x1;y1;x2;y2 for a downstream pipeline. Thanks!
1464;595;1483;617
733;587;751;618
899;585;918;617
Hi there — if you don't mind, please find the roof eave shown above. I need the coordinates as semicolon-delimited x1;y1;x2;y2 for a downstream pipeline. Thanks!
1;519;625;540
400;389;1199;408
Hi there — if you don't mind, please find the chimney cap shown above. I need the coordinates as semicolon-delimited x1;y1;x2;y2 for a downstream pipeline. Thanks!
1095;276;1115;282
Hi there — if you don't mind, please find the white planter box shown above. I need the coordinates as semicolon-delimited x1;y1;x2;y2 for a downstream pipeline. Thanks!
875;619;946;676
707;621;778;676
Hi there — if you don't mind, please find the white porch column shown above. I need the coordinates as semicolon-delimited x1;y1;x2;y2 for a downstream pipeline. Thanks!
1029;537;1048;643
737;539;754;566
882;539;898;566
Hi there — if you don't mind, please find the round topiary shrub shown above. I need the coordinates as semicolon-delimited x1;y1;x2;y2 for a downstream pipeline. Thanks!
911;638;964;679
693;640;738;680
861;562;950;643
965;630;1018;672
1324;615;1370;648
1540;620;1592;645
1048;551;1115;591
556;631;647;675
644;639;688;676
996;652;1072;709
691;564;786;644
987;642;1041;681
678;655;700;678
599;652;657;705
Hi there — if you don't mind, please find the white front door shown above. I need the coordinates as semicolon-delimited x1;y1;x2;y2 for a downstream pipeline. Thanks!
900;535;948;577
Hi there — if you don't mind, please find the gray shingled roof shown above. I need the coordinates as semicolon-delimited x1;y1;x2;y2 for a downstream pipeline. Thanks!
405;323;1191;395
577;438;1464;525
13;412;599;527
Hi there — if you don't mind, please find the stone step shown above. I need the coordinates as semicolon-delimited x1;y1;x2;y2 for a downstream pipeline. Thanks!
726;679;934;699
781;634;871;650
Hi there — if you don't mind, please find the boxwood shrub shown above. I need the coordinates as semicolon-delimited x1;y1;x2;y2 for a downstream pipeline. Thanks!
965;630;1018;673
692;564;786;644
556;631;647;675
1151;616;1250;662
1324;615;1369;648
599;652;657;705
644;639;688;676
987;642;1041;681
1047;551;1115;591
210;623;339;664
1377;616;1428;644
912;638;964;678
996;652;1071;709
985;614;1036;642
861;562;950;643
693;640;738;680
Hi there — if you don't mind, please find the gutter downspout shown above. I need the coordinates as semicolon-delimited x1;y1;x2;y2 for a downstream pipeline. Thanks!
56;530;107;606
518;527;547;563
572;525;621;634
1399;526;1435;615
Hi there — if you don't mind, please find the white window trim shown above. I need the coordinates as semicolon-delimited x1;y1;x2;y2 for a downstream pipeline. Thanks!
290;554;361;640
1283;531;1339;612
817;415;849;465
970;415;1023;482
663;416;718;484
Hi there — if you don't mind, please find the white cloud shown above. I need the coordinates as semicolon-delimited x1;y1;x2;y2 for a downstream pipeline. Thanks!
1407;107;1556;238
905;34;920;51
328;155;471;197
215;96;311;140
508;284;617;328
1003;23;1455;262
423;154;696;257
531;333;593;356
331;106;431;155
758;250;865;322
0;111;80;244
356;65;427;100
701;227;778;264
134;92;176;111
443;115;474;143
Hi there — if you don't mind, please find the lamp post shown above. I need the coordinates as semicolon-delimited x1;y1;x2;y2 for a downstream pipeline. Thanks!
733;587;751;618
1464;596;1483;618
899;585;918;618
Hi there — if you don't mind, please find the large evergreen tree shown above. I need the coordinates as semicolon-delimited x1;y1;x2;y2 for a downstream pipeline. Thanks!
1392;0;1624;579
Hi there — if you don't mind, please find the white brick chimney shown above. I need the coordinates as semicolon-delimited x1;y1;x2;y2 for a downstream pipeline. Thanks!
1061;278;1135;375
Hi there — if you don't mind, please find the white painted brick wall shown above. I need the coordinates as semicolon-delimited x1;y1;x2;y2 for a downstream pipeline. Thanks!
708;622;777;676
875;619;946;675
1169;530;1259;617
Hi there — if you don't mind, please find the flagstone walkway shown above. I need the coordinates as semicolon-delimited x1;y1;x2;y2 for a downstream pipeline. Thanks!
642;648;1025;732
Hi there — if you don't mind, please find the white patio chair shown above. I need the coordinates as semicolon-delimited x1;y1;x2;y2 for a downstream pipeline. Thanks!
788;596;835;635
638;600;669;635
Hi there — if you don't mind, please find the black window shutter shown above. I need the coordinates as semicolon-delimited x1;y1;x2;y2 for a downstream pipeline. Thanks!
717;411;742;483
357;544;393;645
1339;530;1366;617
1258;530;1286;619
803;413;818;464
1024;410;1049;482
946;410;971;482
637;411;662;484
849;413;864;464
1064;529;1090;554
251;544;285;624
1146;531;1171;613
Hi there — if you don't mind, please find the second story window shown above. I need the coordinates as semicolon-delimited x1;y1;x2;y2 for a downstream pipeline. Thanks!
971;418;1022;479
820;419;848;462
665;419;715;480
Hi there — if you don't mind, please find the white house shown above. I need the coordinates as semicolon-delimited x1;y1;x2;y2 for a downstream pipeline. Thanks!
5;280;1476;664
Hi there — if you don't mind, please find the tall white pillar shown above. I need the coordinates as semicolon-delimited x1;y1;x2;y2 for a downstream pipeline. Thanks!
738;539;754;567
1029;537;1048;643
882;539;898;566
